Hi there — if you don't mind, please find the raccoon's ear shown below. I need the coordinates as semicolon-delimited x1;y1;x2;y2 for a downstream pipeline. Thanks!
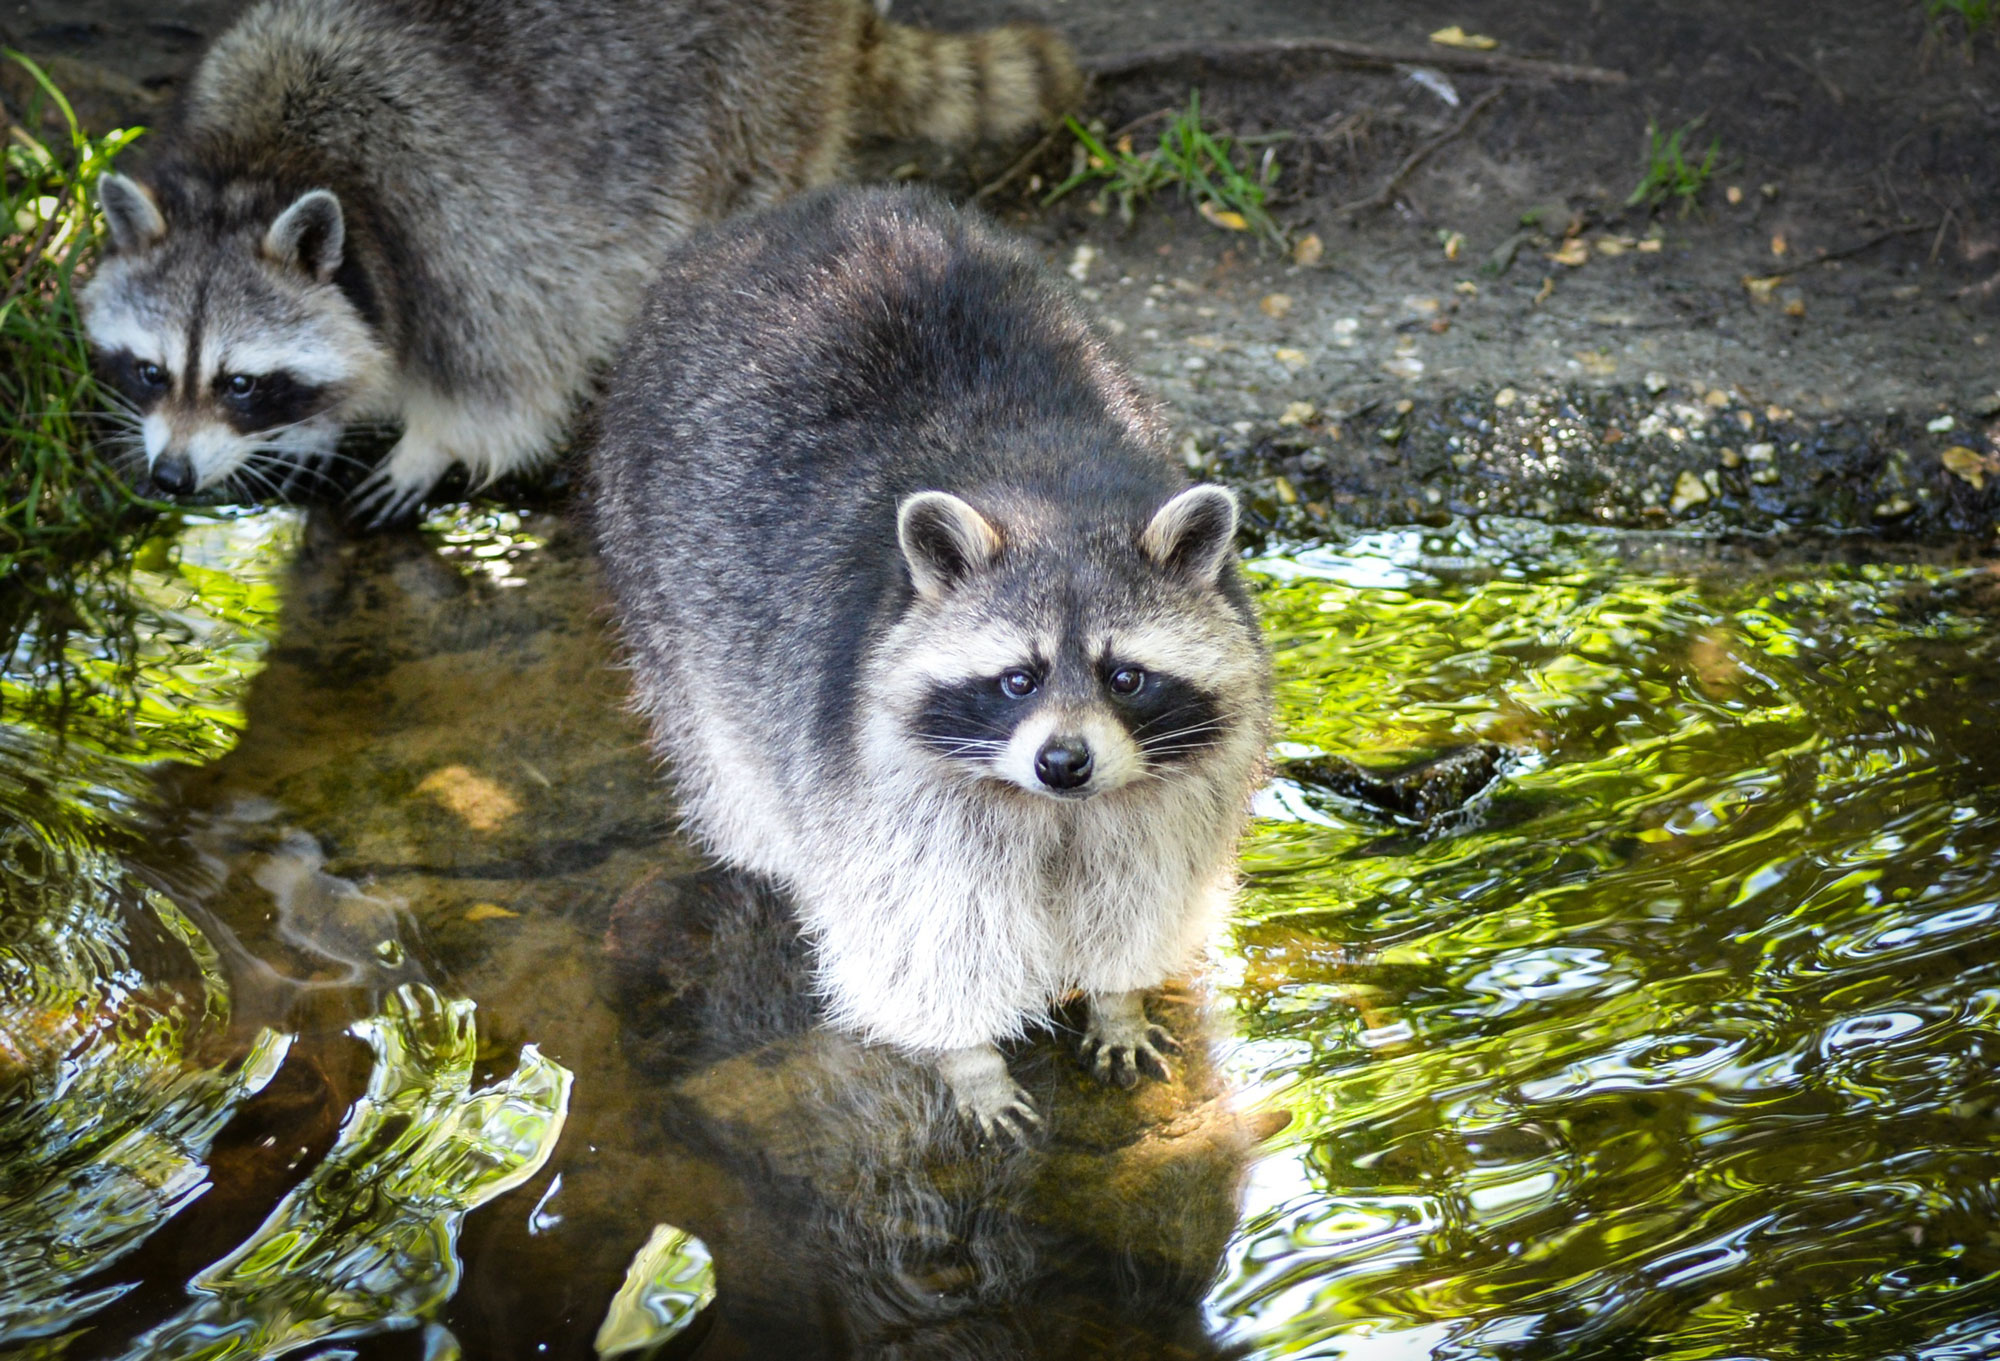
898;491;1002;598
1141;484;1239;584
263;189;345;282
98;173;166;253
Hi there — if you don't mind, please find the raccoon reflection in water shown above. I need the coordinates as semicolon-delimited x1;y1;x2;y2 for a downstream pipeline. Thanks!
79;0;1078;521
590;187;1273;1140
600;866;1259;1357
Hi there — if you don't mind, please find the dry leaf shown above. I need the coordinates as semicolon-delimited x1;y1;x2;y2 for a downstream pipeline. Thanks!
417;765;521;832
1547;238;1590;267
1430;25;1499;49
1199;201;1249;232
1637;236;1664;253
1441;230;1466;260
1689;628;1743;695
1726;185;1744;205
1293;232;1325;266
1260;292;1294;319
1704;389;1731;407
1278;401;1316;426
1272;475;1299;504
1669;469;1711;513
1455;280;1480;295
1743;274;1782;303
1533;275;1555;305
1782;296;1806;317
1770;232;1788;257
465;902;522;923
1275;347;1308;366
1942;445;1991;489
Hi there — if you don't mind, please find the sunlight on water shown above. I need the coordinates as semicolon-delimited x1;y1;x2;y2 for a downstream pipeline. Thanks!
1213;522;2000;1357
0;509;300;767
123;985;571;1361
0;770;290;1346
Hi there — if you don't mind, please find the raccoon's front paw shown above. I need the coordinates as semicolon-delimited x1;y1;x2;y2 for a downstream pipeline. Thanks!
1080;990;1182;1090
935;1044;1042;1148
349;463;435;528
349;439;452;528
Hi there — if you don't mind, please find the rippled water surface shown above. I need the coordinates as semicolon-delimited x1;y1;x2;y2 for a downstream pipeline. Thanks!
2;505;1997;1359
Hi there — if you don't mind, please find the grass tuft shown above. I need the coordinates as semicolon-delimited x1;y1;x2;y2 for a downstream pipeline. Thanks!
1625;117;1720;216
2;49;154;579
1045;91;1286;248
1926;0;1995;49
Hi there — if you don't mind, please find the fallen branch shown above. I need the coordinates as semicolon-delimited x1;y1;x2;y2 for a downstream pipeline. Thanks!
1081;37;1627;86
1331;86;1504;220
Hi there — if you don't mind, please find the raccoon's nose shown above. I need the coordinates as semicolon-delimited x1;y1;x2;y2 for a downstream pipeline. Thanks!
1035;739;1094;791
150;453;196;495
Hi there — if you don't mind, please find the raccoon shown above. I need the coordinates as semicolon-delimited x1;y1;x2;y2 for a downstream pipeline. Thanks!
80;0;1079;521
589;187;1273;1140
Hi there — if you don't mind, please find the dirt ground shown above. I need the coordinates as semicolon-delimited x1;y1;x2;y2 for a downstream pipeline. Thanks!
8;0;1999;539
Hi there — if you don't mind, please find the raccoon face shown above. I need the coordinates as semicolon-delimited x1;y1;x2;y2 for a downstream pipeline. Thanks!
888;485;1255;802
81;176;388;497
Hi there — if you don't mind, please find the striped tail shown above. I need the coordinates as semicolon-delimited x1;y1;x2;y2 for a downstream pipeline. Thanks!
853;13;1081;145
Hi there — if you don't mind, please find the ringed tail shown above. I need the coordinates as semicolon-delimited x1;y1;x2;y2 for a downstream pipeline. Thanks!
853;12;1082;145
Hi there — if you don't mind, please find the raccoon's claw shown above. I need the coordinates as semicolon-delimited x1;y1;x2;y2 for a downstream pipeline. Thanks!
935;1044;1041;1150
1080;1024;1181;1089
348;464;432;529
967;1087;1043;1148
1080;991;1182;1089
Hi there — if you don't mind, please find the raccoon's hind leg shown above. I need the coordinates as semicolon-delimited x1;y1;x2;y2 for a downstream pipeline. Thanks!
935;1044;1040;1147
1079;990;1183;1090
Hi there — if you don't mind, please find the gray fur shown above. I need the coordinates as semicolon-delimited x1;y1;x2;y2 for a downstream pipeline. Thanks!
79;0;1078;515
590;188;1272;1132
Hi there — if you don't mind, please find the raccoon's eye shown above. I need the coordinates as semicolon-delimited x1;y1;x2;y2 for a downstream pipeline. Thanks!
1108;665;1146;696
135;359;166;388
999;669;1038;699
224;374;258;397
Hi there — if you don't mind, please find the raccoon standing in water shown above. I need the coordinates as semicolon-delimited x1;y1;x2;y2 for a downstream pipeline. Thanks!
590;188;1272;1140
80;0;1077;520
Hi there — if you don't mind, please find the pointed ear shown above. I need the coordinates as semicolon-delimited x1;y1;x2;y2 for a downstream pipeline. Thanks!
1141;484;1238;583
98;173;166;253
262;188;345;281
898;491;1002;598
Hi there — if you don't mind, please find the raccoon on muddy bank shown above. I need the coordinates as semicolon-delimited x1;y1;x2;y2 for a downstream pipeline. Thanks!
81;0;1078;521
590;187;1273;1141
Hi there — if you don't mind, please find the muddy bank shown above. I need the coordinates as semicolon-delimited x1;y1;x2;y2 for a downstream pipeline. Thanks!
7;0;2000;543
1208;384;2000;541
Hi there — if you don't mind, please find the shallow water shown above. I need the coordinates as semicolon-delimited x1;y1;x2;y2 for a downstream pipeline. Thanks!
2;504;1998;1359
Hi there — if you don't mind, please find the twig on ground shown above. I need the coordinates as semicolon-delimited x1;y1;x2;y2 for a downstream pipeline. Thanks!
1081;37;1627;86
1332;86;1503;220
1929;209;1956;266
972;126;1061;202
1762;221;1936;278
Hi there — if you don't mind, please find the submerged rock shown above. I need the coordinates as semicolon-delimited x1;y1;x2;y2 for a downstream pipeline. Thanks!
1281;743;1509;825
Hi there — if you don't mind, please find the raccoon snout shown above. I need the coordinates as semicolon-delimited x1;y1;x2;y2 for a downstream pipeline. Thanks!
1035;738;1094;792
150;453;196;495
